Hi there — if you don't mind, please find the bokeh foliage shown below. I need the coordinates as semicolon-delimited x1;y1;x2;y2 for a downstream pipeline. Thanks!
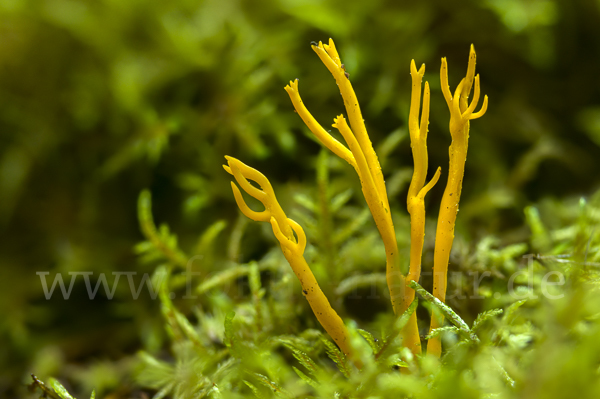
1;0;600;397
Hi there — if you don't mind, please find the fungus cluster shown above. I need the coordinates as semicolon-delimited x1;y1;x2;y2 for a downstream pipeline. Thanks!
224;39;487;361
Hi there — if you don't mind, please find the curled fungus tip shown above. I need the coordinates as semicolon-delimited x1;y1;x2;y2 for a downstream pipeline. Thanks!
471;95;489;119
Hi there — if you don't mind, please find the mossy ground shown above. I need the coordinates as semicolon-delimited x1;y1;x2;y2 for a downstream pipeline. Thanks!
2;1;600;398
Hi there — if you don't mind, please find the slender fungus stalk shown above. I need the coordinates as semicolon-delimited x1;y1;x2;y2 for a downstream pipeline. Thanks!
428;45;488;358
405;60;442;356
284;39;408;322
223;156;354;361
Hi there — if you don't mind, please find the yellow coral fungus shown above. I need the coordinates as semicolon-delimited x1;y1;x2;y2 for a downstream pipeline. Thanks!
405;60;442;355
284;39;407;322
428;45;488;358
223;156;354;359
228;39;490;362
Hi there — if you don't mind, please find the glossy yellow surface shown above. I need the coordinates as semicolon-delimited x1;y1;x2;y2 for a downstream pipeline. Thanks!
428;46;488;358
223;156;353;359
405;60;442;356
284;39;405;318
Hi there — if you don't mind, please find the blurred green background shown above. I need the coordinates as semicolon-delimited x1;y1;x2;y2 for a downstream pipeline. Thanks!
1;0;600;396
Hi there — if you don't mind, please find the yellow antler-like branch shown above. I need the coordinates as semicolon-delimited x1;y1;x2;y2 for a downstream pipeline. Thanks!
428;45;488;358
284;80;357;169
285;39;408;320
404;60;442;356
311;39;389;211
224;156;354;360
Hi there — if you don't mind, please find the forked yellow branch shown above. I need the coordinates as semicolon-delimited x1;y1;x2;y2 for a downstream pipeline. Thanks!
404;59;442;356
300;39;389;210
428;45;488;358
284;79;357;169
223;156;354;360
284;39;408;319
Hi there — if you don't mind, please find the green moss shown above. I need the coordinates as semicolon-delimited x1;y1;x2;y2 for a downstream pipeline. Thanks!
6;1;600;398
